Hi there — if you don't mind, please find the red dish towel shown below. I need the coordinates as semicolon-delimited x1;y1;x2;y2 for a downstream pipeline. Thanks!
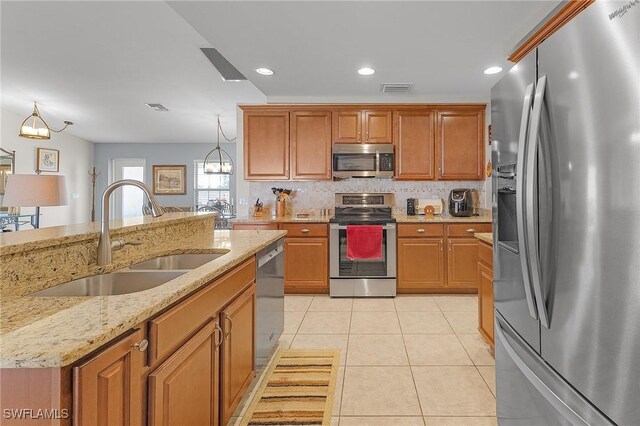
347;225;383;260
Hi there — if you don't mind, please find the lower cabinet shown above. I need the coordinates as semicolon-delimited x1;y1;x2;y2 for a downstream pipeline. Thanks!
221;284;256;425
397;238;444;290
73;329;146;426
148;320;221;426
447;238;481;289
69;258;258;426
477;241;494;349
397;223;491;293
283;237;328;293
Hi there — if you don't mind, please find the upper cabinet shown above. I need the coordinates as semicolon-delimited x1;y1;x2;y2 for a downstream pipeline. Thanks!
290;111;332;180
244;111;290;180
394;110;436;180
332;110;362;143
332;109;392;144
436;109;485;180
242;105;485;181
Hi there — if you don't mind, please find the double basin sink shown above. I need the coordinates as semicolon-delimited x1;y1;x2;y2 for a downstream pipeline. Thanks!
31;253;228;297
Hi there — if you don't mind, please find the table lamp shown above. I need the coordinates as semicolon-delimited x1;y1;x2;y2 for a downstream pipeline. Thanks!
2;174;68;228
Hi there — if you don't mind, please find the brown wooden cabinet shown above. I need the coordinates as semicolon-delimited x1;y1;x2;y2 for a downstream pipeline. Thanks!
394;110;436;180
242;104;485;181
73;329;145;426
280;223;328;294
436;109;485;180
283;237;328;293
221;284;256;425
397;238;445;290
477;240;494;349
244;111;290;180
447;238;481;289
363;110;393;143
332;109;392;144
397;223;491;293
290;111;332;180
332;110;362;143
148;320;221;426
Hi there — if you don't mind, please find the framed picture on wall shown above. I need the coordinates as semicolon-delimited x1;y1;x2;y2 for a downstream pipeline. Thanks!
36;148;60;172
153;165;186;195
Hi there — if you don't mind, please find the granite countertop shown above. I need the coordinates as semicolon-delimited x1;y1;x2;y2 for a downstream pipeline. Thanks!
0;229;286;368
232;215;331;223
0;212;216;256
232;213;492;224
393;213;492;223
475;233;493;245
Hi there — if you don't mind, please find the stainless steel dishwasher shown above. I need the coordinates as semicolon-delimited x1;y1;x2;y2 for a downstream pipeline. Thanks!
255;237;284;367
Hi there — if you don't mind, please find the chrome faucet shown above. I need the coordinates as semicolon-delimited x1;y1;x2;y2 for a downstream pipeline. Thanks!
97;179;165;266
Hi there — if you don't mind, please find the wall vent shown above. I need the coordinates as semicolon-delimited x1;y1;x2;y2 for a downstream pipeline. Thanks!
201;48;247;82
145;103;169;112
380;83;413;93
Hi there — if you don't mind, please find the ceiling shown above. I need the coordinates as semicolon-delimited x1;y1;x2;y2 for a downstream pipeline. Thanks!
0;1;265;144
169;1;561;103
1;1;560;144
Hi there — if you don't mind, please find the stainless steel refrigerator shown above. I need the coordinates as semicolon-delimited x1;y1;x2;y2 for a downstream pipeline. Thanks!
490;1;639;424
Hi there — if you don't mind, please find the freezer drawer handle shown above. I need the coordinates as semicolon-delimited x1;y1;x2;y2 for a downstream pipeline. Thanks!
526;75;551;328
495;318;588;426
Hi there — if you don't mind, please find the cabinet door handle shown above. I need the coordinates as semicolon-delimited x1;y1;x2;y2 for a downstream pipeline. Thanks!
440;241;443;251
300;228;310;233
224;314;233;340
133;339;149;352
466;228;476;233
448;241;452;251
416;228;426;233
214;322;223;349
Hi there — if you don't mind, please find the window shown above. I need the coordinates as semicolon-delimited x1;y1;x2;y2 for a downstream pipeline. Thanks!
194;161;230;208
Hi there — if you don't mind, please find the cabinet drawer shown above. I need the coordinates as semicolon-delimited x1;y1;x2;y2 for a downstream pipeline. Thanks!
232;223;279;230
397;224;444;238
478;241;493;268
148;257;256;366
280;223;328;237
447;223;492;237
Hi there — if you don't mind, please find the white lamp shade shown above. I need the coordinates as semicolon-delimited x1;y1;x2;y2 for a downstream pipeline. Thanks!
2;174;68;207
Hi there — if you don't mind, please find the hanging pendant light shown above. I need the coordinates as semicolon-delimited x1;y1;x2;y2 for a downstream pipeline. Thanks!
203;115;235;175
19;102;73;140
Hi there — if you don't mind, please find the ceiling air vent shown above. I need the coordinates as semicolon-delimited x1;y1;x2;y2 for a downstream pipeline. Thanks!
145;103;168;112
200;48;247;82
380;83;413;93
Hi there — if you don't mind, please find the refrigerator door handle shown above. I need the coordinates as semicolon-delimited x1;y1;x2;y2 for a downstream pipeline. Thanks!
526;75;551;328
516;82;538;320
495;317;589;426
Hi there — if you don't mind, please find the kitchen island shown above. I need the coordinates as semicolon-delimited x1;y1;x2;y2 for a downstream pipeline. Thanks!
0;212;286;425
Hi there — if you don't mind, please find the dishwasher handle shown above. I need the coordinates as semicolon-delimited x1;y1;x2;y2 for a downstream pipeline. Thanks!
257;243;284;268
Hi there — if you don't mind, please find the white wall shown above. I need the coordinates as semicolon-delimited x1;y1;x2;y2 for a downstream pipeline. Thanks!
1;107;94;227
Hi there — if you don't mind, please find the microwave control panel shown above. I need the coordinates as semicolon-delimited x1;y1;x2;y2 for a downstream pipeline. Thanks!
379;154;394;171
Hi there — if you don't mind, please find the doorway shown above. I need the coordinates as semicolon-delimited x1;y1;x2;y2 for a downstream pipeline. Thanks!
109;159;146;219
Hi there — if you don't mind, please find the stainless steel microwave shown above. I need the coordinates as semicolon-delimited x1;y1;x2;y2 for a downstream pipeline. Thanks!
332;144;395;179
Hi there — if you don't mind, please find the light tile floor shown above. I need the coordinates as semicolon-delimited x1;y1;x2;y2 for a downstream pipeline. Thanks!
229;294;496;426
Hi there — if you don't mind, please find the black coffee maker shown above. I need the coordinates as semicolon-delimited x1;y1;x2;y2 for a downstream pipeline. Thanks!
448;189;473;217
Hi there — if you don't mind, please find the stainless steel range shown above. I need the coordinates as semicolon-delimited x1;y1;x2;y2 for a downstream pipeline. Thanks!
329;193;396;297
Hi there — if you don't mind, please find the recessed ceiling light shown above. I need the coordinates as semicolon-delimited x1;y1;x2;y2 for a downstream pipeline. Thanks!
484;66;503;75
255;68;274;76
358;67;375;76
568;71;579;79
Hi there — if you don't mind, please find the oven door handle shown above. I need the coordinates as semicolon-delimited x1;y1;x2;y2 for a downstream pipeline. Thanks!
330;224;396;230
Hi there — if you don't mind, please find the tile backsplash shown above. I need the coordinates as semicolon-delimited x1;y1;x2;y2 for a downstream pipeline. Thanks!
249;180;486;216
